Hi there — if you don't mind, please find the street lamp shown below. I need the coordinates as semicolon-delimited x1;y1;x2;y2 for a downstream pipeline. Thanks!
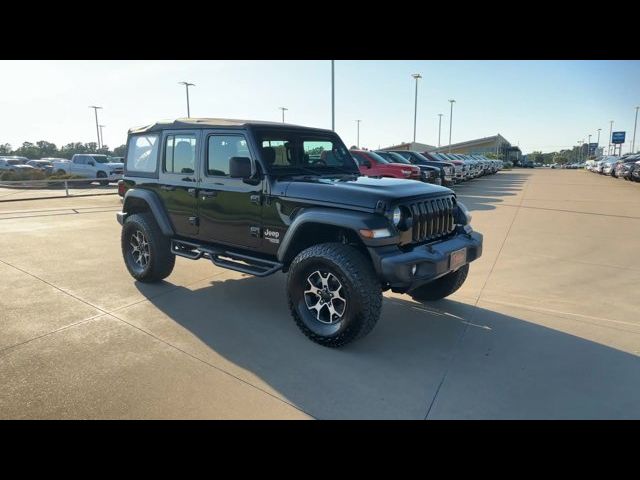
587;134;592;159
356;120;361;148
448;99;456;153
596;128;601;150
99;125;106;150
632;106;639;154
608;120;614;155
411;73;422;143
331;60;335;131
89;106;102;149
279;107;288;123
437;113;443;148
178;82;195;118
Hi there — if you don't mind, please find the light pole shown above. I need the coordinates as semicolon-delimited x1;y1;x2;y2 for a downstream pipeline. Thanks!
587;134;592;159
99;125;106;150
178;82;195;118
448;99;456;153
608;120;614;155
331;60;335;131
89;106;102;149
411;74;422;143
632;106;639;154
437;113;443;147
596;128;601;149
356;120;361;148
279;107;288;123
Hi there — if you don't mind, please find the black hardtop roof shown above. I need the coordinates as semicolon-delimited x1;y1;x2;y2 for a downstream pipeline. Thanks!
128;118;335;135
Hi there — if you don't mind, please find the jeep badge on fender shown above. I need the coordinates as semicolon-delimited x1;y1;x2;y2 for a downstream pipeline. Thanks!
116;118;483;347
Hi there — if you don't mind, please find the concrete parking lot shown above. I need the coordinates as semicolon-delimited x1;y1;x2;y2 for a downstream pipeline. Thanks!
1;169;639;419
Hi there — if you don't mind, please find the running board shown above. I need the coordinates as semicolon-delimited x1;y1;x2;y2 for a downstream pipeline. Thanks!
170;239;282;277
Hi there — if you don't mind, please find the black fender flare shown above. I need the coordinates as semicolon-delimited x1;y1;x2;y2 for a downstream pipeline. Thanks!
276;207;395;263
122;188;175;236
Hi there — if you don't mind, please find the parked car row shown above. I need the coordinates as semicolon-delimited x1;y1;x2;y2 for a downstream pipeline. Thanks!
349;149;503;187
0;154;124;184
586;154;640;182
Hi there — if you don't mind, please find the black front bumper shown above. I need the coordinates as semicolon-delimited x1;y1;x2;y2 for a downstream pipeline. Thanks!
368;230;483;293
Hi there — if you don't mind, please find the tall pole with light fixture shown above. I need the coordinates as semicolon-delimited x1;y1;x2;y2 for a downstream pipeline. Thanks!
279;107;288;123
356;120;361;148
89;106;102;149
437;113;443;147
448;99;456;153
608;120;614;155
411;74;422;143
178;82;195;118
632;106;639;154
331;60;335;131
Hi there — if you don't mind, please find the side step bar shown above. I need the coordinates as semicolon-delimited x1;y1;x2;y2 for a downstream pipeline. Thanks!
170;239;283;277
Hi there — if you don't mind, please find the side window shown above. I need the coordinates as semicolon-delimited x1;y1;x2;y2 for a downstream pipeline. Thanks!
207;134;250;177
260;140;291;166
127;134;159;173
164;134;196;175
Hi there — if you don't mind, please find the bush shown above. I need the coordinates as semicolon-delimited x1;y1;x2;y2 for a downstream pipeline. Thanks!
0;169;46;181
502;161;513;169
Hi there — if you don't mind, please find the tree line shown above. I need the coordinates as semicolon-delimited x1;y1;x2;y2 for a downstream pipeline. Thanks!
526;144;594;165
0;141;127;160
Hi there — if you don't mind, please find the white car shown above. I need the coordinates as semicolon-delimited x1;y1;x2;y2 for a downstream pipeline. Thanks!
52;154;124;185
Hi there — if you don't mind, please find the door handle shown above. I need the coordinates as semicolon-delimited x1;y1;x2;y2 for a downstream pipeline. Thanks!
160;185;175;191
201;190;217;198
182;177;195;182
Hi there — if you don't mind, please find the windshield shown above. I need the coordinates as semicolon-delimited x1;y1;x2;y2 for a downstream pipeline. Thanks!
254;129;359;176
377;151;412;165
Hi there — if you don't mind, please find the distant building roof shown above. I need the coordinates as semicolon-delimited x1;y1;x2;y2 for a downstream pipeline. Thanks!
429;134;510;153
379;141;437;152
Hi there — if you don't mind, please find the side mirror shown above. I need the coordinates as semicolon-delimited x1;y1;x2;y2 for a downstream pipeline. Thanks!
229;156;252;179
363;160;372;168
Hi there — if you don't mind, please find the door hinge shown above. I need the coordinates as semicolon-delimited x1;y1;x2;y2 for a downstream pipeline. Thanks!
188;216;200;226
250;194;262;205
250;226;260;238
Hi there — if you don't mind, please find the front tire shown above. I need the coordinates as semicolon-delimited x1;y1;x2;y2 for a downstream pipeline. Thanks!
287;243;382;348
121;213;175;282
409;264;469;302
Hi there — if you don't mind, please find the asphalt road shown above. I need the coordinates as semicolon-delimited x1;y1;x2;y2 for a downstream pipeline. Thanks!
1;169;639;419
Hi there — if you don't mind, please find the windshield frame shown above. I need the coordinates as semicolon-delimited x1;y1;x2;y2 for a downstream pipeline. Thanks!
252;127;360;177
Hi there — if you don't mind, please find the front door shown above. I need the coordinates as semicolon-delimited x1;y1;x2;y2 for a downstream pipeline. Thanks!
197;131;262;249
156;131;201;237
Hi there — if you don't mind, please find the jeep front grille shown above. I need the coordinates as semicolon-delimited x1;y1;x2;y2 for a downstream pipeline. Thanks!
405;195;456;243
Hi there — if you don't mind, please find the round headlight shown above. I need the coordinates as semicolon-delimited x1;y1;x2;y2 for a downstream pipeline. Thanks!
392;207;402;226
456;201;472;225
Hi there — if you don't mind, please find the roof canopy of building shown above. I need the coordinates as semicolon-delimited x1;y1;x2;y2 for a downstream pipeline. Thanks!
429;134;511;153
378;141;436;152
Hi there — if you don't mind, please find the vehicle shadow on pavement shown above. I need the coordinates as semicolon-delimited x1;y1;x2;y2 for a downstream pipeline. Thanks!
135;272;640;419
455;172;529;211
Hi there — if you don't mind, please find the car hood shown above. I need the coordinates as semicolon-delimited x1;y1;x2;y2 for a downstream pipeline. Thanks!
106;162;124;169
280;175;454;210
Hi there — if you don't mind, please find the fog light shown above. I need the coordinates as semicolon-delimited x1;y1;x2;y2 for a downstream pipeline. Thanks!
411;264;417;276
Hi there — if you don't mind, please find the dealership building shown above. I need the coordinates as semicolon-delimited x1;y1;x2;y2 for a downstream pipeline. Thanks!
381;134;522;163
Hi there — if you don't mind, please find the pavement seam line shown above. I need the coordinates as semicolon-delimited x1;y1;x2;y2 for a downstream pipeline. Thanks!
424;172;529;419
106;311;317;419
0;314;107;355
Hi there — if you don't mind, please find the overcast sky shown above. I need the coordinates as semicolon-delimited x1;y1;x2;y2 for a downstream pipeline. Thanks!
1;60;639;154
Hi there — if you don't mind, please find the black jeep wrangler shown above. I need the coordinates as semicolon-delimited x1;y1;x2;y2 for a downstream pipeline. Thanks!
117;119;483;347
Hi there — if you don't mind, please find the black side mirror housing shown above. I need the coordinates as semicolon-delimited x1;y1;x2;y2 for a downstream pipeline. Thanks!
363;160;371;168
229;156;252;179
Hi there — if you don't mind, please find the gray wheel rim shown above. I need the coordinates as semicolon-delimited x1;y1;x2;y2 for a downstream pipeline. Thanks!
129;230;150;268
303;270;347;324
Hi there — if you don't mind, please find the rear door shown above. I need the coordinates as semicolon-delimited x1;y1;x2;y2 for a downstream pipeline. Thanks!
156;130;201;237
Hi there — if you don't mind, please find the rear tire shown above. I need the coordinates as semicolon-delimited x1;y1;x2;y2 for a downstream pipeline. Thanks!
121;213;175;282
287;243;382;348
409;264;469;302
97;171;109;186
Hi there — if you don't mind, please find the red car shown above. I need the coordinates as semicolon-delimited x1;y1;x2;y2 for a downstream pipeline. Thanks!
350;149;421;180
